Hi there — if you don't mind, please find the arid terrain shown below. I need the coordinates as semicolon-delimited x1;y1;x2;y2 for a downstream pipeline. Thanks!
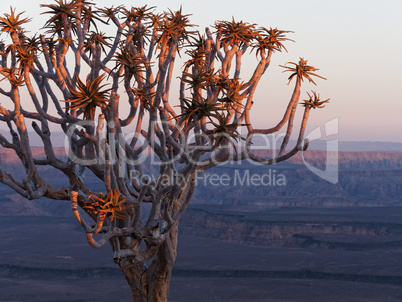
1;145;402;301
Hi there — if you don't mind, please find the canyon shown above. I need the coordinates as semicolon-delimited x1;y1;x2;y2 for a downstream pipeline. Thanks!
0;145;402;301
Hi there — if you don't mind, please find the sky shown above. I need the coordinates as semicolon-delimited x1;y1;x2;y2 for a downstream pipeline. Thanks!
0;0;401;142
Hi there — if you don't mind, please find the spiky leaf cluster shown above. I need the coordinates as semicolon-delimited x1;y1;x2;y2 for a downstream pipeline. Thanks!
130;85;155;109
85;189;132;221
176;97;223;124
119;5;155;24
301;91;330;109
113;48;145;78
182;69;215;92
156;8;195;49
0;67;25;86
253;27;294;57
217;78;245;108
205;112;247;151
41;0;81;35
280;57;326;85
214;18;257;47
84;31;111;56
0;7;31;34
63;74;111;120
185;34;209;67
14;43;38;67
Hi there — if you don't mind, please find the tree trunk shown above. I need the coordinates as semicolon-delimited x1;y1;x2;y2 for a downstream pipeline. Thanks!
118;224;179;302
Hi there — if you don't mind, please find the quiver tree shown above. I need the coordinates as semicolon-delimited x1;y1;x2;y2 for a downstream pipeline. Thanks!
0;2;329;301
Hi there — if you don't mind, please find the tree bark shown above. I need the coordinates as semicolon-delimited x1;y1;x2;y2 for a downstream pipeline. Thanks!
118;224;179;302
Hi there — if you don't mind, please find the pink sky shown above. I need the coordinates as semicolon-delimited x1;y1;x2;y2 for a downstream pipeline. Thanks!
0;0;401;142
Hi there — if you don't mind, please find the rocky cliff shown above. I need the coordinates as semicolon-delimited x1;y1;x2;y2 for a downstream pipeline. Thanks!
179;206;402;248
193;150;402;207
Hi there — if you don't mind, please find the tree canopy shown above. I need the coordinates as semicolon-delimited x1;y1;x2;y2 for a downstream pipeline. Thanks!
0;1;329;300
